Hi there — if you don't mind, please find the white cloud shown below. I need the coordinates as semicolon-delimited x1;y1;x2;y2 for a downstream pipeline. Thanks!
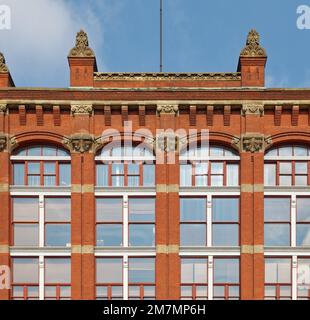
0;0;106;87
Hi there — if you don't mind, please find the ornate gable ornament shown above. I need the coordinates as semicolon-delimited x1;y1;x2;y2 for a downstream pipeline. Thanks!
156;105;179;116
71;104;93;116
240;29;266;57
0;52;9;73
63;133;102;153
68;30;95;58
232;134;272;153
241;103;264;116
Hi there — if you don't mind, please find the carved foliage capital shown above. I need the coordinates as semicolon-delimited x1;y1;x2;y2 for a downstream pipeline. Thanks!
232;134;272;153
68;30;95;58
0;103;8;114
63;133;102;153
0;134;17;152
241;103;264;116
156;105;179;116
71;104;93;116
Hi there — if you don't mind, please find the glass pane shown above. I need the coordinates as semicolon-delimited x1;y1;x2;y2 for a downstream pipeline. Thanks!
195;162;208;174
14;224;39;246
44;176;56;186
13;258;39;283
28;147;41;156
57;148;70;156
28;162;40;174
44;162;55;174
13;164;25;185
278;146;293;156
213;198;239;222
96;164;108;186
128;258;155;283
264;198;290;221
229;286;240;298
96;258;123;283
112;163;124;174
96;224;122;246
180;198;206;221
296;162;308;174
59;164;71;186
60;286;71;298
180;224;206;246
12;286;24;297
96;198;122;222
214;259;239;283
227;164;239;186
13;198;38;222
264;164;276;186
297;259;310;290
264;224;290;246
196;175;208;186
45;198;71;222
128;176;139;187
129;224;155;246
294;146;308;156
181;258;208;283
180;164;192;187
128;163;139;174
112;176;124;187
128;198;155;222
45;286;56;297
211;175;223;186
279;175;292;186
295;175;307;186
210;146;224;156
45;224;71;247
211;162;223;174
143;164;155;186
297;225;310;246
28;175;40;186
42;146;57;156
212;224;239;246
45;258;71;284
265;258;291;283
265;285;276;297
297;198;310;222
279;162;292;174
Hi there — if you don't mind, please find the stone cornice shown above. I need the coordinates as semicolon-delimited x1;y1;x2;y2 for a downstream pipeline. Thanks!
94;72;241;81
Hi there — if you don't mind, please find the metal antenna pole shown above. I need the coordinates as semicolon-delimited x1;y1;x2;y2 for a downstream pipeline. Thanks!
160;0;163;72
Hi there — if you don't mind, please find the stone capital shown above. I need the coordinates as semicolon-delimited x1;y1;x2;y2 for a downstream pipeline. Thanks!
0;103;8;114
156;104;179;116
71;104;93;116
241;103;264;116
63;133;102;153
232;134;272;153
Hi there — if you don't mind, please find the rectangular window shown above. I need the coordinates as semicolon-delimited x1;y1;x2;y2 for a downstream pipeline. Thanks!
297;258;310;300
45;198;71;247
143;164;155;186
27;162;41;186
296;198;310;246
12;258;39;300
264;197;291;246
180;198;206;246
180;164;192;186
128;258;155;300
43;162;56;186
96;164;108;186
226;164;239;186
279;162;292;186
96;258;123;300
13;198;39;247
212;198;239;246
59;163;71;186
264;163;276;186
213;258;240;300
13;163;25;185
210;162;224;186
128;198;155;247
96;198;123;246
127;163;140;187
111;163;124;186
265;258;291;300
181;258;208;300
44;258;71;300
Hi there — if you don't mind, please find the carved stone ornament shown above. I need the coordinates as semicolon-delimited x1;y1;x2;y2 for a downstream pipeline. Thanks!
68;30;95;58
0;52;9;73
241;103;264;116
240;29;266;57
156;105;179;116
155;132;180;153
71;104;93;115
0;103;8;114
63;133;101;153
232;134;272;153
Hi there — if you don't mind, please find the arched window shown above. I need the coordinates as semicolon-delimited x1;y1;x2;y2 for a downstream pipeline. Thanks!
95;143;155;187
180;144;239;187
11;145;71;186
264;144;310;186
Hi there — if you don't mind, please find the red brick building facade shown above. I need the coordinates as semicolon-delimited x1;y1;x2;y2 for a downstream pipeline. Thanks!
0;29;310;300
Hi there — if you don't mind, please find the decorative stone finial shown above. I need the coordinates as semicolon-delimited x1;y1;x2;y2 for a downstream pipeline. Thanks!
0;52;9;73
240;29;266;57
68;30;95;58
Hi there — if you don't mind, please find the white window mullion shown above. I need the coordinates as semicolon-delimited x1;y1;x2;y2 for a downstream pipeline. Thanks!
291;195;297;248
39;195;45;248
207;195;212;247
292;255;298;300
39;255;44;300
123;195;129;247
123;255;129;300
208;256;213;300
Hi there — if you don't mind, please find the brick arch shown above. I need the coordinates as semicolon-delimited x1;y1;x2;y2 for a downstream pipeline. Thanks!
266;131;310;153
11;131;68;153
180;131;239;155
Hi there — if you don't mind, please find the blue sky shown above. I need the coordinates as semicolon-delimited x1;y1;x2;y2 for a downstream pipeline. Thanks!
0;0;310;88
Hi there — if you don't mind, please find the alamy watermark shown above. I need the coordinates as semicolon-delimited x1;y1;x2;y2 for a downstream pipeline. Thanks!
0;265;10;290
0;5;11;30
